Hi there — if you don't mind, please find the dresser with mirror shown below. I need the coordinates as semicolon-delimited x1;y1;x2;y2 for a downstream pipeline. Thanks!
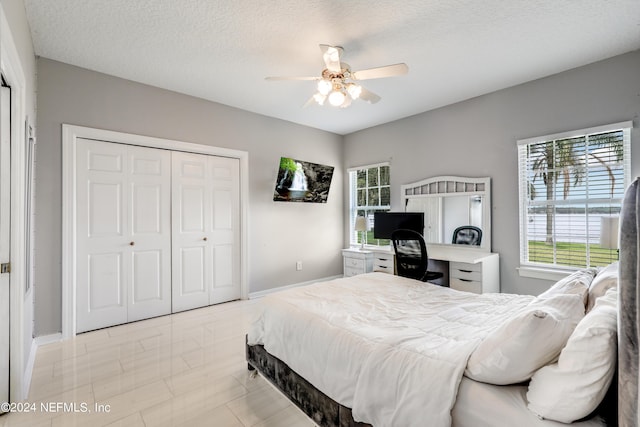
350;176;499;293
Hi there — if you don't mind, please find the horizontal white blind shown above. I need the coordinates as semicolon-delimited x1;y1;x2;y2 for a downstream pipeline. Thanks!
518;124;631;269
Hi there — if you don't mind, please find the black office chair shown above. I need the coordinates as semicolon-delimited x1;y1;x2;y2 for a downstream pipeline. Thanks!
391;229;444;283
452;226;482;246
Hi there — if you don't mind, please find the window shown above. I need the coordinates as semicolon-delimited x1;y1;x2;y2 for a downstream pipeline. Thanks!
348;163;390;246
518;121;631;271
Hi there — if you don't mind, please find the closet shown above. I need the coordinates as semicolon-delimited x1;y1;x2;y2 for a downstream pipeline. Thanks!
75;138;240;333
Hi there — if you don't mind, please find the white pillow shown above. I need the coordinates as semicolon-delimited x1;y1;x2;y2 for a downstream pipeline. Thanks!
465;294;585;385
527;288;617;423
586;262;618;312
537;268;597;308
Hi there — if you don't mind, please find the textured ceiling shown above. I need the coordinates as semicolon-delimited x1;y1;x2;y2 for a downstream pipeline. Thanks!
24;0;640;135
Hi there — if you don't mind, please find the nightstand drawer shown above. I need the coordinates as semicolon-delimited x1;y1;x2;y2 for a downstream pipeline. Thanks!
344;266;363;277
344;257;365;270
341;249;374;277
450;278;482;294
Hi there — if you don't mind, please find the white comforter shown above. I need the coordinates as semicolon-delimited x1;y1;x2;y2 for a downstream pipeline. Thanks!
248;272;535;427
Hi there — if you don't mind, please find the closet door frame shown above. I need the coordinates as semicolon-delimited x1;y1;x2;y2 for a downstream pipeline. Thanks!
62;124;249;339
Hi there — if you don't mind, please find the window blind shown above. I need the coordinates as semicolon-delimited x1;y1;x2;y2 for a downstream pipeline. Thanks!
518;122;631;269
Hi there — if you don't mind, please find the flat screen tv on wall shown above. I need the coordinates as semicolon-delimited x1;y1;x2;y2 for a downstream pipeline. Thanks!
273;157;334;203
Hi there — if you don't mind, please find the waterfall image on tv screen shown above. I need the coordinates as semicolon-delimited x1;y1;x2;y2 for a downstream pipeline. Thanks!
273;157;334;203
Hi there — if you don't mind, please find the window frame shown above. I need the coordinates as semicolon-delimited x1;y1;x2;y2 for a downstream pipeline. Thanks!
517;121;632;278
348;162;391;247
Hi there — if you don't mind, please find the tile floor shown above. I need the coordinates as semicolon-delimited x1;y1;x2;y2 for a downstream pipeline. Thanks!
0;300;316;427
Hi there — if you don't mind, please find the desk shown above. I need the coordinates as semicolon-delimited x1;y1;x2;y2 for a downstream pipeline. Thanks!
367;246;500;294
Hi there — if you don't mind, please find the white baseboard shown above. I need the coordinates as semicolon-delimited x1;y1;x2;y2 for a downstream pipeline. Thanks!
249;275;342;299
34;333;63;347
23;333;63;399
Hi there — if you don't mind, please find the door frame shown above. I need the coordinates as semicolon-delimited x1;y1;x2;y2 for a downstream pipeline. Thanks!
1;5;29;401
62;124;249;339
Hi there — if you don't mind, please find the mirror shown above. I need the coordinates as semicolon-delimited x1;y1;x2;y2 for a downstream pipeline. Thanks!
401;176;491;251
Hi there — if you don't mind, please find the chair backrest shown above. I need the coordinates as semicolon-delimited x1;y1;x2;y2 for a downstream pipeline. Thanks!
391;229;429;281
452;226;482;245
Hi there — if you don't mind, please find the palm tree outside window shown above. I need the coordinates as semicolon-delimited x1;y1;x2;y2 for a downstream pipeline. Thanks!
518;122;631;269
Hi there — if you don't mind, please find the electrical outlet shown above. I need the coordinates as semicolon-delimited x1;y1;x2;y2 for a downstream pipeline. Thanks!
296;261;303;271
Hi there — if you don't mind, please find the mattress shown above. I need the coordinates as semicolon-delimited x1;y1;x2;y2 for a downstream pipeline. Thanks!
453;377;606;427
248;272;538;426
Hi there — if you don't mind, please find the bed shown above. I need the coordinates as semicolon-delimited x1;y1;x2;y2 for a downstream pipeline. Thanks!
246;179;639;427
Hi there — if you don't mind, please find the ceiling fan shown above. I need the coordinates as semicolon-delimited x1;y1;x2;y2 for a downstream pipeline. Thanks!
265;45;409;108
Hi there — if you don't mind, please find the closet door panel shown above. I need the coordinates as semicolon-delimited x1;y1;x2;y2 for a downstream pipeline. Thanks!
77;139;128;332
172;152;212;312
209;157;240;304
88;252;124;310
89;182;123;236
180;187;205;232
180;247;206;293
213;245;233;287
127;145;171;321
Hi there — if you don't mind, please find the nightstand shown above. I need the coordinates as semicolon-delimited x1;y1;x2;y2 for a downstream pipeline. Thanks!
342;249;374;277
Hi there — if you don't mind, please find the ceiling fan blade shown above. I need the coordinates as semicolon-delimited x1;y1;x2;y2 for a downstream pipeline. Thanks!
359;87;381;104
303;95;317;108
319;44;343;73
352;63;409;80
265;76;318;81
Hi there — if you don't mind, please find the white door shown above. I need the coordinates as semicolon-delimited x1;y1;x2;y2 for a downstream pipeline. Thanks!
208;156;240;305
126;145;171;322
0;86;11;408
76;139;171;332
172;152;240;312
172;152;210;312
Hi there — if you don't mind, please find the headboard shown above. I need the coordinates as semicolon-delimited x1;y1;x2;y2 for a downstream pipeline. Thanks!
619;177;639;426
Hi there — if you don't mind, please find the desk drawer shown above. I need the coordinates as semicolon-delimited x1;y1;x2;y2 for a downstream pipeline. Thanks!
450;278;482;294
373;263;393;273
373;254;394;273
450;262;482;281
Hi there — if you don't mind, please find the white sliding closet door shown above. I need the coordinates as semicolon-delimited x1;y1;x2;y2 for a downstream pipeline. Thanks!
76;139;171;332
172;152;240;312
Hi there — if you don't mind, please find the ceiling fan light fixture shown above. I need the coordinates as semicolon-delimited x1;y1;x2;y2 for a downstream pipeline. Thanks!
317;79;332;95
313;93;327;106
347;83;362;100
266;44;407;108
328;90;346;107
324;47;341;63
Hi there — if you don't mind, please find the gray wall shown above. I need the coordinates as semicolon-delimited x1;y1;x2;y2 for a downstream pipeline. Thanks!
343;50;640;296
35;58;344;336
